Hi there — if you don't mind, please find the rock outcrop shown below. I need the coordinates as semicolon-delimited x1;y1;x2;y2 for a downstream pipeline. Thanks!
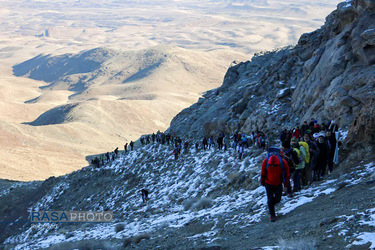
169;0;375;148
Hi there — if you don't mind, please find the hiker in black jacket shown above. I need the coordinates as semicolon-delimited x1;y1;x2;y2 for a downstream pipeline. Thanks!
315;134;329;181
202;137;208;150
141;189;149;203
282;141;299;197
304;134;320;184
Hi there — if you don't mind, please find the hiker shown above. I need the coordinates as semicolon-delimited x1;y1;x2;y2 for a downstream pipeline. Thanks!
303;134;320;184
166;134;171;145
309;118;315;129
292;128;300;139
124;143;128;153
236;143;244;160
315;134;329;181
217;135;224;150
234;132;241;148
282;141;299;197
106;152;110;162
301;121;309;137
223;135;228;151
251;132;256;146
114;147;119;157
260;146;290;222
202;137;208;150
152;133;156;143
256;132;261;147
174;147;179;160
313;121;320;134
280;129;287;143
130;141;134;150
299;139;310;187
100;155;105;166
291;137;306;192
241;134;249;148
184;141;189;153
326;130;337;174
141;189;149;203
328;120;339;133
286;130;292;144
92;157;100;168
259;133;267;150
208;137;215;149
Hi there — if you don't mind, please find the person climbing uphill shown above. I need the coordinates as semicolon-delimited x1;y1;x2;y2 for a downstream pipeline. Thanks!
261;146;290;222
141;189;149;203
291;137;306;192
281;141;299;197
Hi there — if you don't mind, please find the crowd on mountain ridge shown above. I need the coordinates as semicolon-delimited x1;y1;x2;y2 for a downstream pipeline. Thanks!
262;118;340;222
89;117;341;220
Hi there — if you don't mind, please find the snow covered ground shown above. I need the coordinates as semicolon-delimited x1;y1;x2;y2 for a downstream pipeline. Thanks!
4;143;373;249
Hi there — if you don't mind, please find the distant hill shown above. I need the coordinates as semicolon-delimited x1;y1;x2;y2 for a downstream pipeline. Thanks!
1;45;245;181
13;45;239;102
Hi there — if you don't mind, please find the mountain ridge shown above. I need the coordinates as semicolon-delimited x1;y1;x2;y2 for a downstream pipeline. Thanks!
169;0;375;151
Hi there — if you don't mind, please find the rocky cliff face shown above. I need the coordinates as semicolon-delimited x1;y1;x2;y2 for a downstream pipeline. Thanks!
169;0;375;147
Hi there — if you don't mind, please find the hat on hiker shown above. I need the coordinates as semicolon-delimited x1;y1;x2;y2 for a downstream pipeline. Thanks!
267;155;280;166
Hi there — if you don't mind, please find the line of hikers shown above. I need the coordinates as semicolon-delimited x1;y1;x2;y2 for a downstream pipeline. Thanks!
91;140;136;168
91;129;271;166
91;147;121;168
261;119;340;222
140;131;174;146
171;131;269;161
136;130;271;161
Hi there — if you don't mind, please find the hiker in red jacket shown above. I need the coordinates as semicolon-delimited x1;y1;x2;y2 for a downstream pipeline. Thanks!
261;154;290;222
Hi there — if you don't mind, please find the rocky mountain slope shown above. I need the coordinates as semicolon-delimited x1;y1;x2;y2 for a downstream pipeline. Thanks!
169;0;375;150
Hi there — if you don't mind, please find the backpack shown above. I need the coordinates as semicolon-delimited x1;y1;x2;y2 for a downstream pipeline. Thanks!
299;141;310;164
265;146;285;181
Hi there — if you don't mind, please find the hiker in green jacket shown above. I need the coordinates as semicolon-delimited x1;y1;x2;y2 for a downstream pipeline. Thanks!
291;137;306;192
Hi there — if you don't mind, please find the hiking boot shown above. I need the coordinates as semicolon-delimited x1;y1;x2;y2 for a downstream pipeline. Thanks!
270;215;276;222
